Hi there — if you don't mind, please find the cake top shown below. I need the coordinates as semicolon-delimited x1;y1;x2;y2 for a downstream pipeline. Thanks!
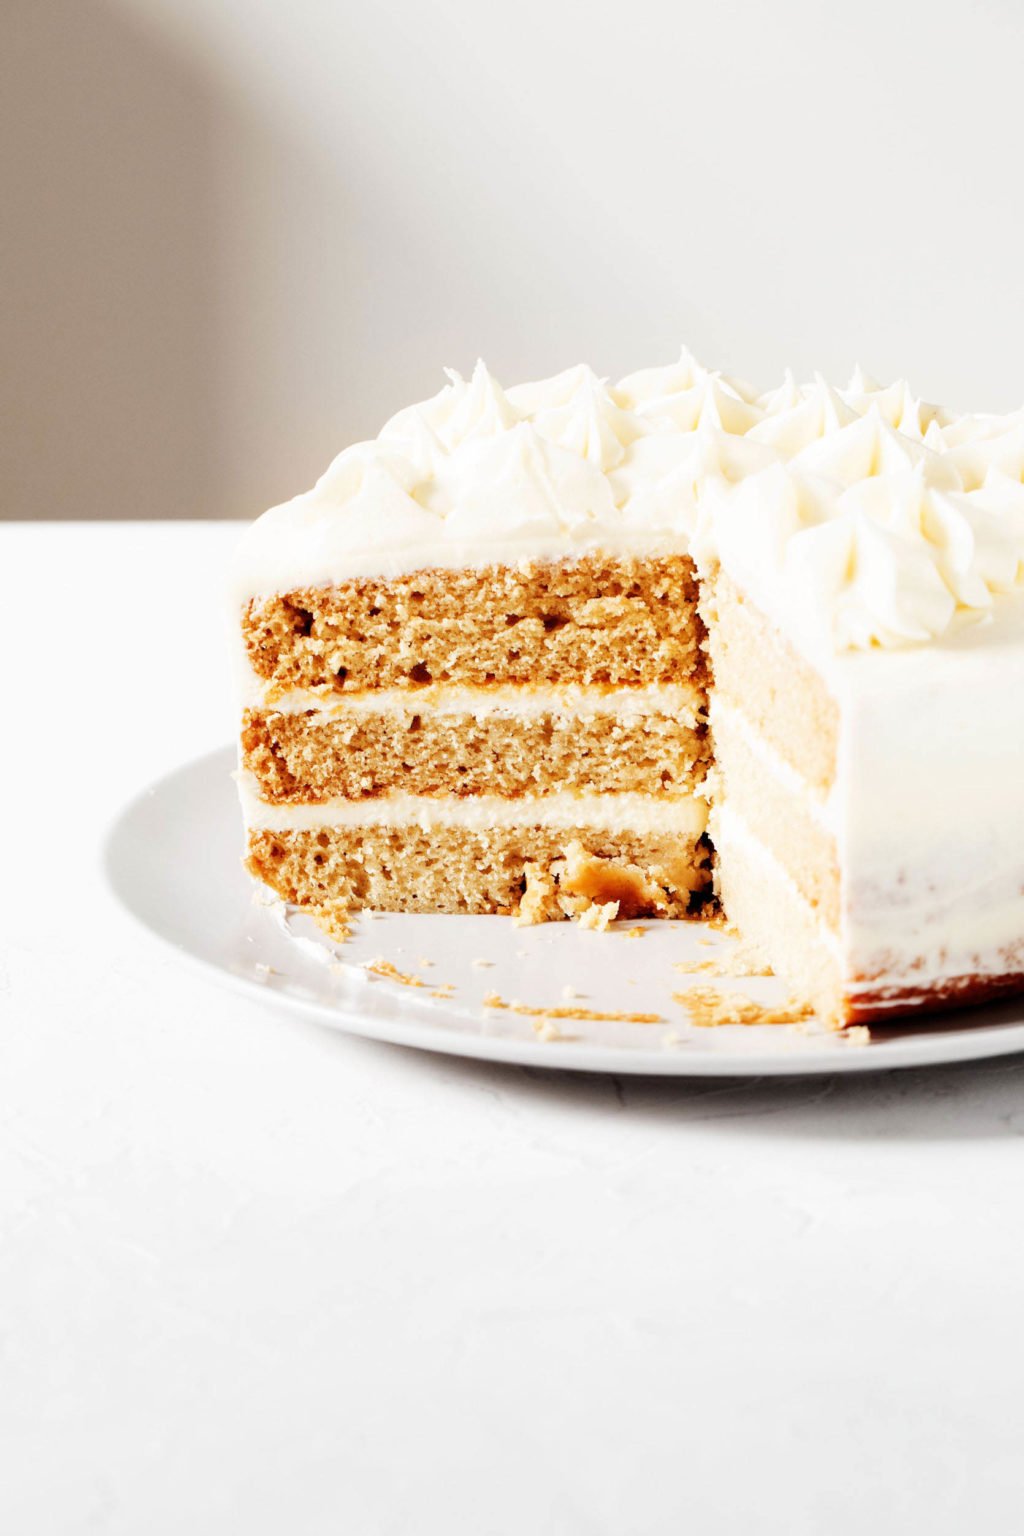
233;348;1024;657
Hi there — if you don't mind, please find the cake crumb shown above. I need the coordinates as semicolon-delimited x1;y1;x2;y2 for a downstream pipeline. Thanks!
674;938;773;980
512;842;688;931
365;957;430;989
623;926;645;939
675;985;813;1029
515;863;562;926
480;992;662;1025
561;984;584;1000
673;958;726;977
470;958;494;970
558;840;670;917
309;901;352;944
429;982;456;1000
576;900;620;932
532;1018;573;1043
661;1029;684;1049
416;956;434;969
841;1025;872;1046
730;939;774;976
253;962;276;982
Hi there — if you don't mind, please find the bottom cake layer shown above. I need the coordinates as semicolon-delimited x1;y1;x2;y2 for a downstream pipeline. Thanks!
712;804;847;1028
247;824;712;919
713;804;1024;1028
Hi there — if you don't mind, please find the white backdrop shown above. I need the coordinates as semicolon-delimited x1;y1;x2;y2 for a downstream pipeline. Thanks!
5;0;1024;520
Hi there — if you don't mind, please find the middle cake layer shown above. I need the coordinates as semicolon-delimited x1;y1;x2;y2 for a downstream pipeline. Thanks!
241;684;709;802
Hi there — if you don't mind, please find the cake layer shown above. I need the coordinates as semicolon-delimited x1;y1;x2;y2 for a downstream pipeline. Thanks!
710;698;839;929
712;803;847;1028
702;574;838;794
247;825;711;917
241;554;704;692
242;703;709;803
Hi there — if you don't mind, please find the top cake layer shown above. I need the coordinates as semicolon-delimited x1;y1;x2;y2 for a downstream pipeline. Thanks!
232;350;1024;668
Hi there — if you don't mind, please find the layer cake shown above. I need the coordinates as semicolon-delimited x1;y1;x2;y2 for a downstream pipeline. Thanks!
232;352;1024;1026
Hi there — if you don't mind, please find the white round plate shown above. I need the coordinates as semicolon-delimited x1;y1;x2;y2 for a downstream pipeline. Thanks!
105;748;1024;1076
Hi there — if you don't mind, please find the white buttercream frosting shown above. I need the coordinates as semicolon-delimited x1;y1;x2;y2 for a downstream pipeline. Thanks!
238;775;709;837
232;348;1024;658
748;374;860;455
698;408;1024;652
239;679;705;726
839;372;951;440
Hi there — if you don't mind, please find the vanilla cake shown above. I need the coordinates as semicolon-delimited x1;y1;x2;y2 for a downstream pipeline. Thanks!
232;352;1024;1027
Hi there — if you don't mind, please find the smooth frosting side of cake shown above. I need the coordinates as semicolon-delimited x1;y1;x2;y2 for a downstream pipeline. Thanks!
833;591;1024;1007
705;573;1024;1022
718;581;1024;1014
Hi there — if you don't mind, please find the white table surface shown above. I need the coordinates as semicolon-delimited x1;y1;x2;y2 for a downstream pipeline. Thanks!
5;520;1024;1536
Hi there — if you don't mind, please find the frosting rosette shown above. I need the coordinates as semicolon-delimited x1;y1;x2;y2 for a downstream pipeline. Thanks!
748;374;860;456
840;370;951;440
379;359;518;454
526;366;648;472
421;420;618;541
701;453;1024;652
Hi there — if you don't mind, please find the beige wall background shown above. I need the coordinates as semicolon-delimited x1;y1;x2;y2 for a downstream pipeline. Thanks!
4;0;1024;522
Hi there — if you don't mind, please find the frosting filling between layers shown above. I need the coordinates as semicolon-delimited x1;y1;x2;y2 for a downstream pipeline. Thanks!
711;696;836;834
712;802;842;961
238;773;709;837
240;679;706;724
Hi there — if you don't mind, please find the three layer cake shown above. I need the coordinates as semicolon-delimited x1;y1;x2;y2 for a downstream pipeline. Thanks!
232;350;1024;1026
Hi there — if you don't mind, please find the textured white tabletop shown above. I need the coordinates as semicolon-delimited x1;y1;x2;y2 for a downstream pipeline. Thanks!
5;521;1024;1535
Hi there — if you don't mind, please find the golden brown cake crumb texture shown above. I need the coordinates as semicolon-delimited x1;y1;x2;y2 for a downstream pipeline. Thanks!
242;706;708;803
514;839;700;928
247;827;711;920
308;900;352;944
675;985;814;1029
483;992;663;1025
242;554;704;692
